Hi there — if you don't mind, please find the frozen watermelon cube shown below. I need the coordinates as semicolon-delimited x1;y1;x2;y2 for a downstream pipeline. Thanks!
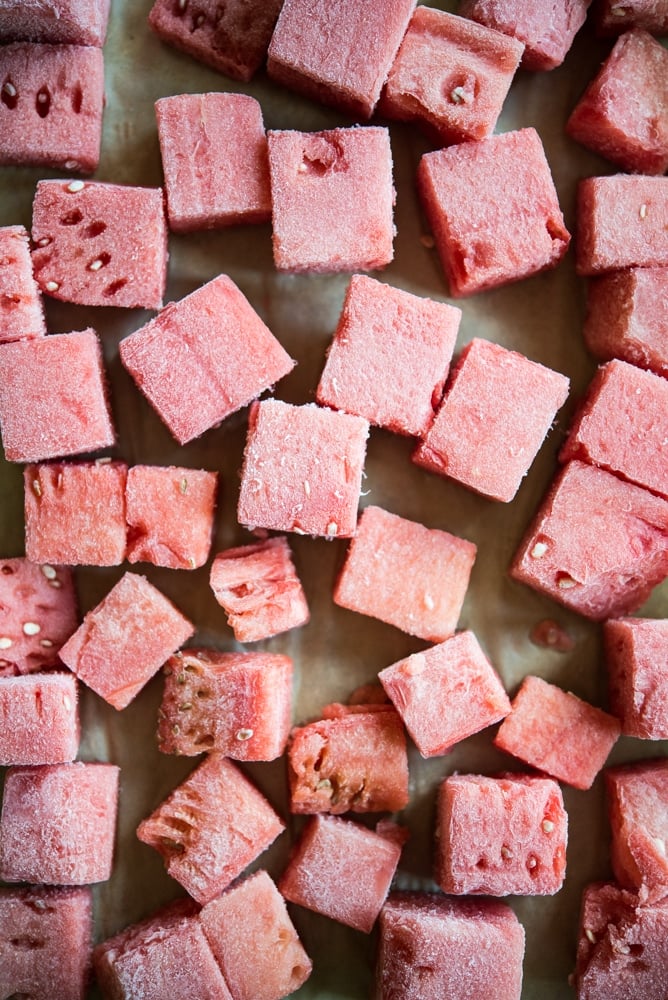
0;672;79;765
0;885;92;1000
0;0;111;45
209;536;309;642
594;0;668;35
119;274;294;445
136;754;285;905
606;759;668;903
0;556;78;675
316;274;461;437
156;92;271;232
0;224;46;343
279;814;403;933
31;179;168;309
413;338;570;502
267;126;395;273
125;465;218;570
333;505;476;642
418;128;570;297
24;460;128;567
604;616;668;739
59;571;194;711
0;761;119;884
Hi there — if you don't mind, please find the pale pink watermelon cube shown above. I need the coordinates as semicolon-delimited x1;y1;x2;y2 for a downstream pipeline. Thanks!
31;179;168;309
378;631;511;758
380;7;524;145
436;773;568;896
0;761;119;884
316;274;461;437
137;754;285;905
606;759;668;903
333;505;476;642
376;892;525;1000
279;814;403;933
595;0;668;35
119;274;294;445
0;672;79;765
267;126;395;273
418;128;570;297
24;460;128;566
0;0;111;45
0;224;46;343
0;885;92;1000
125;465;218;570
604;616;668;739
199;870;313;1000
238;399;369;538
209;536;309;642
0;556;78;675
413;338;570;502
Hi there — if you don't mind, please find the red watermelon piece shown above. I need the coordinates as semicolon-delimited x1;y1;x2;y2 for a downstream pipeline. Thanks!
0;224;46;343
0;672;79;765
606;759;668;903
604;616;668;739
595;0;668;36
0;1;111;45
0;556;77;675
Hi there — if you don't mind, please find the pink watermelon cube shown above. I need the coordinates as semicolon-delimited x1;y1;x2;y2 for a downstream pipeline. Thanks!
209;536;309;642
435;773;568;896
380;7;524;145
0;329;115;463
24;460;128;567
0;761;119;884
606;759;668;903
59;571;194;711
237;399;369;539
0;0;111;45
0;42;104;173
509;460;668;621
136;754;285;905
413;338;570;502
333;505;476;642
0;672;79;765
119;274;294;445
155;92;271;232
278;814;403;933
125;465;218;570
31;179;168;309
267;0;417;118
199;870;313;1000
378;630;511;758
0;224;46;343
595;0;668;35
418;128;570;297
0;885;92;1000
0;556;78;675
376;892;525;1000
493;674;620;790
604;616;668;739
316;274;461;438
267;126;395;273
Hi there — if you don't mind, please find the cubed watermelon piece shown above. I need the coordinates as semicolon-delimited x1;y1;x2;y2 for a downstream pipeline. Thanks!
0;1;111;45
0;672;79;765
0;761;119;884
595;0;668;36
606;759;668;903
119;274;294;445
31;179;168;309
604;617;668;739
0;224;46;343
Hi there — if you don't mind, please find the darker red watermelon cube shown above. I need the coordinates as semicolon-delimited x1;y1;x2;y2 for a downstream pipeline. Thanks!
0;1;111;45
0;224;46;343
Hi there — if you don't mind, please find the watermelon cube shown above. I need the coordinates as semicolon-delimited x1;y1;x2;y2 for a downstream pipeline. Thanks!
278;814;403;933
31;179;168;309
209;536;309;642
267;126;395;273
0;329;115;463
0;761;119;884
594;0;668;35
418;128;570;297
59;571;194;711
0;224;46;343
0;672;79;765
604;616;668;739
24;460;128;567
606;759;668;903
0;0;111;45
237;399;369;539
119;274;294;445
136;754;285;905
413;338;570;502
378;631;511;758
316;274;461;438
125;465;218;570
333;505;476;642
435;773;568;896
155;92;271;232
0;556;78;675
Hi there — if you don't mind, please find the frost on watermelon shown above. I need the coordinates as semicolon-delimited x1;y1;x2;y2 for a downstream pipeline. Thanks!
0;556;77;675
605;759;668;904
0;1;111;46
0;672;79;765
604;617;668;739
594;0;668;35
0;224;46;343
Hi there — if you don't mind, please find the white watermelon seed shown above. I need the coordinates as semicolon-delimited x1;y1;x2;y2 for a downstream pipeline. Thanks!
500;846;513;860
41;564;57;580
639;203;648;220
530;541;548;558
49;579;62;589
0;637;13;649
88;258;104;271
424;593;435;610
31;479;42;496
67;180;85;193
23;622;41;635
557;574;577;589
63;696;72;711
3;82;16;97
326;521;338;536
542;820;554;834
450;86;468;104
180;477;188;494
39;638;54;647
64;160;80;170
303;480;311;497
36;237;51;248
45;280;60;292
236;728;253;741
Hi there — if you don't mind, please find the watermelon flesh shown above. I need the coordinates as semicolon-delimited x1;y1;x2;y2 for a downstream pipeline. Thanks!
605;617;668;739
0;0;111;45
0;672;79;765
0;224;46;343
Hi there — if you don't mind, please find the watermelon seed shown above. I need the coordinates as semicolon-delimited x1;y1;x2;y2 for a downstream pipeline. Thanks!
188;557;196;569
180;703;192;712
236;728;254;741
542;820;555;834
0;637;13;649
64;160;80;171
450;86;469;105
67;180;85;193
49;580;62;589
31;479;42;497
39;639;54;648
40;565;57;580
423;593;435;611
23;622;41;636
500;846;513;860
585;929;597;944
530;541;548;558
1;80;17;109
557;573;577;589
610;4;627;14
326;521;338;536
180;477;188;494
639;203;648;220
45;281;60;292
303;480;311;497
35;237;51;248
35;87;51;118
88;251;111;272
177;0;187;9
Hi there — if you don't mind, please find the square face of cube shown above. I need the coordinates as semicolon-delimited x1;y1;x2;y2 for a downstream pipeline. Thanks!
31;179;168;309
413;338;569;502
605;617;668;739
333;505;476;642
316;274;460;437
0;762;119;884
606;760;668;903
119;274;294;445
0;225;46;343
0;557;78;674
267;127;395;273
0;1;111;45
0;329;115;463
0;673;79;766
418;128;570;297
